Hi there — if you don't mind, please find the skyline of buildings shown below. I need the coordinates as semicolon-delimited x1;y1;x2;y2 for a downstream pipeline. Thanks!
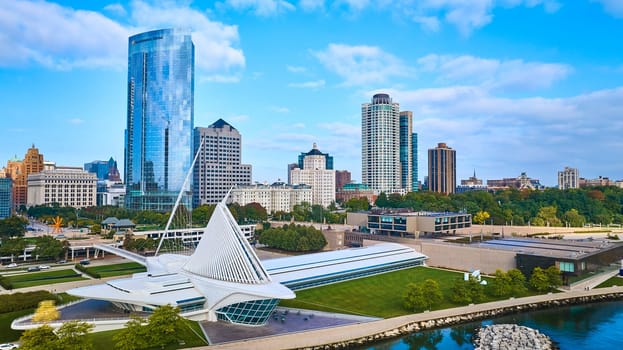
124;28;195;212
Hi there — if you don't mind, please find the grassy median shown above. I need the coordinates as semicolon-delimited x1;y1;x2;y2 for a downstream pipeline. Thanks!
84;262;146;278
1;269;85;289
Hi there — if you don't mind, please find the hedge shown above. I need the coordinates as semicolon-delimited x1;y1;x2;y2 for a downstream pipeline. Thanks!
75;264;100;279
0;291;61;313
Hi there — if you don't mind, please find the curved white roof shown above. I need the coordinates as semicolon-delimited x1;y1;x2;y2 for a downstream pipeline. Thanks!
182;202;271;284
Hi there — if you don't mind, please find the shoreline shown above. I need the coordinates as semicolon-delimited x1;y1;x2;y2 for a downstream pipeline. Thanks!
202;286;623;350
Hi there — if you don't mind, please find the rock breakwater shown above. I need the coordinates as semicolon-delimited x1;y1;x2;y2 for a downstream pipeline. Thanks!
473;324;555;350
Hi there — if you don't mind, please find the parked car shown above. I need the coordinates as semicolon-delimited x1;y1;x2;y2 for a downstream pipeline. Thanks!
0;343;19;350
56;260;67;264
38;265;50;270
79;259;90;265
27;266;40;272
6;263;18;268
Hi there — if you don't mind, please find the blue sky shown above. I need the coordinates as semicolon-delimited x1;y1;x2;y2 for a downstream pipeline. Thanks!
1;0;623;187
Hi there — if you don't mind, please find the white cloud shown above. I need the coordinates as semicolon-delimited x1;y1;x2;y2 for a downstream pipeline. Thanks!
103;3;127;17
288;80;325;88
286;65;307;73
292;122;306;128
318;122;360;137
130;1;245;72
228;114;249;123
222;0;295;16
271;106;291;113
199;74;242;83
417;54;572;91
591;0;623;18
0;0;129;69
299;0;325;11
313;44;412;86
0;1;245;73
68;118;84;125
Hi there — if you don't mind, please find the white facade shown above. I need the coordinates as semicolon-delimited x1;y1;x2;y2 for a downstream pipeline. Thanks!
362;93;401;193
558;166;579;190
193;119;252;206
290;144;335;208
27;167;97;208
231;182;312;213
97;180;126;206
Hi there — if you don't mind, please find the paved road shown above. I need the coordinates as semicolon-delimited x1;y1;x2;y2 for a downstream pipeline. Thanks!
201;286;623;350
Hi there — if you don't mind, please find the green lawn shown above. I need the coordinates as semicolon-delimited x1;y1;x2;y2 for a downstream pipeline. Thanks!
3;269;85;289
279;266;537;318
0;309;32;342
596;275;623;288
85;262;146;278
89;320;208;350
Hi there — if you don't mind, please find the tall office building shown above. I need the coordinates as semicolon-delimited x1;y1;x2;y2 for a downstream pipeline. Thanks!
84;157;121;182
193;119;252;206
5;145;44;210
290;143;336;207
399;111;418;192
558;167;579;190
428;142;456;194
361;93;401;193
335;170;351;191
412;133;419;190
124;29;195;212
0;178;12;219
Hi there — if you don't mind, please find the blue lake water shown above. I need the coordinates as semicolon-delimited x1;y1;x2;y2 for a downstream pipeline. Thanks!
364;300;623;349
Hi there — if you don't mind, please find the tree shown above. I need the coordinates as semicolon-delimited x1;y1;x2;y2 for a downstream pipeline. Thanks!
33;236;65;260
563;209;585;227
0;215;28;238
473;211;490;225
343;197;370;212
529;267;550;292
507;269;528;296
489;269;512;297
146;305;187;348
0;237;27;258
403;283;426;312
421;279;443;310
19;324;60;350
375;192;389;208
113;316;149;350
545;265;562;290
55;321;94;350
32;300;60;322
450;277;484;304
532;206;562;227
191;204;215;226
90;223;102;235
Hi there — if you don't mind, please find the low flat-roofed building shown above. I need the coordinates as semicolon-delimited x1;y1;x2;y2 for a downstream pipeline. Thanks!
478;238;623;282
336;182;377;203
347;209;472;237
264;242;427;290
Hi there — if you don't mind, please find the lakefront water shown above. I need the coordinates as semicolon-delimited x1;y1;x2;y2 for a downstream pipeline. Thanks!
364;300;623;349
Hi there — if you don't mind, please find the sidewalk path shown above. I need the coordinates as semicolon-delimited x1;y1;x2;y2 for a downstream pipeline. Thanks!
200;286;623;350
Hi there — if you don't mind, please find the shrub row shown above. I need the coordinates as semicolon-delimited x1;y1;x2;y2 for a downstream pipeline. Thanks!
0;275;12;290
0;291;60;312
74;264;100;279
11;273;80;283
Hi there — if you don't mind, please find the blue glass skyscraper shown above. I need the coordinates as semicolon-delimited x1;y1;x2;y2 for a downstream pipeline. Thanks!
124;29;195;212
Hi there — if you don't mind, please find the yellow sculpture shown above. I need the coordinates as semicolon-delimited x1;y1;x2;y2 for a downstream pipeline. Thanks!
52;216;63;234
32;300;60;322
